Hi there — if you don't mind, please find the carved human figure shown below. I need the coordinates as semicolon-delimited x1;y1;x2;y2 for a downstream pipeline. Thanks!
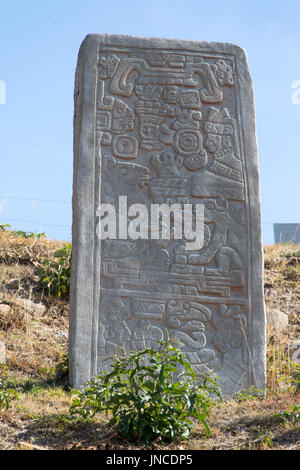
212;304;248;365
100;296;132;355
205;246;245;288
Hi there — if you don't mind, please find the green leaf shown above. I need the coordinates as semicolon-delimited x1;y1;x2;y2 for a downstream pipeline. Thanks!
69;339;221;444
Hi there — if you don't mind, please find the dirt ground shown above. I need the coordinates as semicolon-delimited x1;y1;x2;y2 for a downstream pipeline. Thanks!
0;232;299;450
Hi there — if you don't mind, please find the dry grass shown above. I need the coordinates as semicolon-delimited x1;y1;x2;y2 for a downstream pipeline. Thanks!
264;243;300;341
0;233;299;450
0;230;68;377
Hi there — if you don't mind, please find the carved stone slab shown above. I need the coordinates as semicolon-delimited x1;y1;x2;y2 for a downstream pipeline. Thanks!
69;34;266;396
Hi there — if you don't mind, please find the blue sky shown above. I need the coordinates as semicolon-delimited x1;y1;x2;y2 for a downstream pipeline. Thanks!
0;0;299;243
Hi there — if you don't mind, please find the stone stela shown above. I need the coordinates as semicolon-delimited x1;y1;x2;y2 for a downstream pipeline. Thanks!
69;34;266;396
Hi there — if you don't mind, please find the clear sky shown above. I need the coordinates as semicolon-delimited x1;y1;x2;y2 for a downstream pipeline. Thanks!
0;0;299;243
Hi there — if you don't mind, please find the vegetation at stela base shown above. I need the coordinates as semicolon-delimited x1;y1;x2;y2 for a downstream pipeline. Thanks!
70;340;222;444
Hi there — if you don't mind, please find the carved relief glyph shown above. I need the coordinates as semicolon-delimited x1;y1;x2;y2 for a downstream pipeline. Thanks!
71;36;265;397
95;47;250;393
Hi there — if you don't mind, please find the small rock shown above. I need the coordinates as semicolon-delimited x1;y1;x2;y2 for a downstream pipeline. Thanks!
266;308;288;336
264;288;277;298
56;331;68;338
16;298;46;316
0;304;10;315
0;340;6;364
290;341;300;364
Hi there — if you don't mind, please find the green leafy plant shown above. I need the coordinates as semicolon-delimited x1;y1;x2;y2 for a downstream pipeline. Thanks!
273;405;300;424
70;340;221;443
11;230;46;239
232;386;264;403
38;353;69;388
0;223;11;231
51;353;69;387
238;426;273;450
0;367;18;410
37;243;71;298
0;223;45;238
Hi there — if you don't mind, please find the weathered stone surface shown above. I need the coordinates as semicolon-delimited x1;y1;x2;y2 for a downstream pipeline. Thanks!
69;34;266;396
266;308;288;336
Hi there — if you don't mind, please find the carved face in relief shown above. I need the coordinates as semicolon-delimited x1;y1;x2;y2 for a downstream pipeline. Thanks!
140;123;158;139
214;60;234;87
204;134;222;154
204;133;233;156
